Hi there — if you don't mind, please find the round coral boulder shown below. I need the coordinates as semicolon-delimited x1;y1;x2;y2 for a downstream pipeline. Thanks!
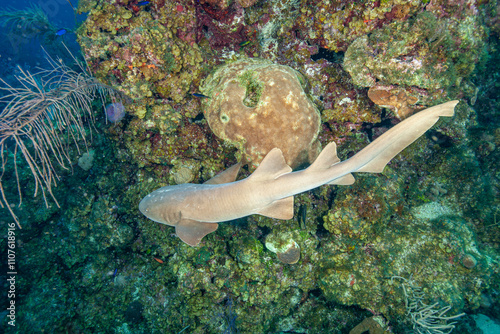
200;58;321;169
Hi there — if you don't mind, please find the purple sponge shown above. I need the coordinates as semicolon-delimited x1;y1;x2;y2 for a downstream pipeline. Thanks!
106;102;126;122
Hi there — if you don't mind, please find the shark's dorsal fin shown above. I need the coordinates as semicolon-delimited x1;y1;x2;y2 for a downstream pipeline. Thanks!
307;141;355;185
204;163;241;185
356;100;458;173
249;148;292;181
256;196;294;220
308;142;341;170
175;219;218;246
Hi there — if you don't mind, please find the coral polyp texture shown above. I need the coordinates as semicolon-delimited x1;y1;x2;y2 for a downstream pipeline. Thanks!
200;58;321;168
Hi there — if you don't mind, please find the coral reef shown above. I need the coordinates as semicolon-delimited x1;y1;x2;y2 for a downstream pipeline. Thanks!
105;102;126;122
349;316;386;334
4;0;498;333
77;0;204;110
392;276;465;333
0;51;116;226
0;4;57;42
343;10;487;107
200;58;321;168
78;150;95;171
265;231;302;264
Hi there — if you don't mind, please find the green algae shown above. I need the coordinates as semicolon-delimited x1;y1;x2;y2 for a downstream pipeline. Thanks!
237;70;264;108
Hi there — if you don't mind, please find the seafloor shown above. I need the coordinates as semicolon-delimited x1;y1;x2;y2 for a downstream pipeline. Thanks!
0;0;499;333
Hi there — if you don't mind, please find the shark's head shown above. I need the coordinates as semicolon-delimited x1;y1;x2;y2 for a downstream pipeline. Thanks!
139;183;221;246
139;184;193;226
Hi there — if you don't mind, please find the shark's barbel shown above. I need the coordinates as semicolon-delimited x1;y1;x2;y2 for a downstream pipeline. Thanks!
139;100;459;246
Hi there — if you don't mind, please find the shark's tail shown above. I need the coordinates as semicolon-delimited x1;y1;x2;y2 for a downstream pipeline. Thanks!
354;100;458;173
308;100;459;185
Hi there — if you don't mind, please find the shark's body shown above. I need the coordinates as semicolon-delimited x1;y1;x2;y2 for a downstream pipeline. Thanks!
139;101;458;246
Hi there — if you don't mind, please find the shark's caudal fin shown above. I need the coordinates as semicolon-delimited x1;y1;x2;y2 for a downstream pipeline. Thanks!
249;148;295;219
305;100;457;185
354;100;458;173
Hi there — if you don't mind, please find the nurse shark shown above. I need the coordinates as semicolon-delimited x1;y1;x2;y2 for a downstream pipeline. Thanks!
139;101;458;246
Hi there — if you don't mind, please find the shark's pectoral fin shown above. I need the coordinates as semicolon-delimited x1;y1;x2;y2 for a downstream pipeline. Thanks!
249;148;292;181
327;174;355;185
256;196;294;220
175;219;218;246
204;163;241;185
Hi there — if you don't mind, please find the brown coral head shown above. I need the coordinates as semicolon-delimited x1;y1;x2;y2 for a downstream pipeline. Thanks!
385;4;411;21
200;58;321;169
462;253;477;269
368;85;419;120
276;241;301;264
236;0;259;8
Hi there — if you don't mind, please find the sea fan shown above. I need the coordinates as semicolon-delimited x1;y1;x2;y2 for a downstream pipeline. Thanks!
0;46;117;227
0;4;56;39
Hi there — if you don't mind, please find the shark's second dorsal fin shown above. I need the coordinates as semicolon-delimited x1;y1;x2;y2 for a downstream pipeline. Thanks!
176;219;219;246
204;163;241;185
249;148;292;181
250;149;294;219
307;142;355;185
308;142;341;170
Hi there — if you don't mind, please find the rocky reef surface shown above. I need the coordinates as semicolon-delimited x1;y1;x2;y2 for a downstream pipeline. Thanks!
1;0;499;333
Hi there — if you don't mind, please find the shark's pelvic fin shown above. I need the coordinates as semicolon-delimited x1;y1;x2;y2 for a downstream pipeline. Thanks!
256;196;294;219
327;174;355;185
204;163;241;185
356;100;458;173
175;219;218;246
249;148;292;181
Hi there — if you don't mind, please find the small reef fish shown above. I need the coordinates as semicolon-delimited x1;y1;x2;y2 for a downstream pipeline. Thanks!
239;41;251;47
192;93;210;99
139;101;459;246
137;1;150;5
297;204;307;229
55;29;67;36
154;257;164;264
426;129;454;148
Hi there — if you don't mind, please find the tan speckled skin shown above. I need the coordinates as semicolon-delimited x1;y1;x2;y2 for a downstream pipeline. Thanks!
200;58;321;169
